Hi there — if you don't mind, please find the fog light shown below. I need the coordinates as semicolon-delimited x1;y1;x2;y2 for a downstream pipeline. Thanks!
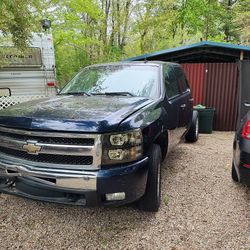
105;192;126;201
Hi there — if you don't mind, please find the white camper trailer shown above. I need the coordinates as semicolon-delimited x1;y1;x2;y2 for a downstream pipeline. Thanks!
0;33;57;109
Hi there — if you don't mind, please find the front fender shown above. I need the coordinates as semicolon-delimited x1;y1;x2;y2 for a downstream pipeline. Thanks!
119;100;168;156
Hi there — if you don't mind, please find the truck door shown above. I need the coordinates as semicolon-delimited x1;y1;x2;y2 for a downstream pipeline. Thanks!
163;64;186;141
173;65;193;128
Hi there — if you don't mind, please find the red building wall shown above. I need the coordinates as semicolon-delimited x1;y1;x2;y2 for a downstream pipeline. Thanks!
182;63;239;131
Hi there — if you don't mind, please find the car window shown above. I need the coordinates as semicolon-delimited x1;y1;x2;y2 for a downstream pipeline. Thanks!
174;67;190;93
164;65;180;99
60;65;160;99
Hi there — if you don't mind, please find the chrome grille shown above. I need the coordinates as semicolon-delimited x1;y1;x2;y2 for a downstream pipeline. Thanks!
0;130;95;145
0;127;102;170
0;147;93;165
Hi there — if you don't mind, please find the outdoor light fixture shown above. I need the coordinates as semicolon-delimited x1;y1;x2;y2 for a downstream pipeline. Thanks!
41;19;51;31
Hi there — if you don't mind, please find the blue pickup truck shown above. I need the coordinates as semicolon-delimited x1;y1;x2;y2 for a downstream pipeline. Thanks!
0;61;198;211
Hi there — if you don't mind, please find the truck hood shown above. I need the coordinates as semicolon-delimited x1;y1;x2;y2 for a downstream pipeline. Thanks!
0;95;153;132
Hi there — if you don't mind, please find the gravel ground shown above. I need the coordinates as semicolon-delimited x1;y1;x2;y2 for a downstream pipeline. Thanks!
0;132;249;250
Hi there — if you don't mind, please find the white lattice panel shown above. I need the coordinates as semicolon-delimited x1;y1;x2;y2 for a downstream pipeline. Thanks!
0;95;46;110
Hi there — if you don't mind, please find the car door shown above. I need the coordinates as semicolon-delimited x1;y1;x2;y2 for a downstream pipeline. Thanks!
173;65;193;129
239;61;250;121
163;64;185;145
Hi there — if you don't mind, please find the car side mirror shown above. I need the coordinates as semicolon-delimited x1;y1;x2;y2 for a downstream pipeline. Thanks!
55;86;61;94
0;88;11;97
244;101;250;107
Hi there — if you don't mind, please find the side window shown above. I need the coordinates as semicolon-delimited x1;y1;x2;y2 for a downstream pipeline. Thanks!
164;65;180;99
0;88;11;97
174;67;190;93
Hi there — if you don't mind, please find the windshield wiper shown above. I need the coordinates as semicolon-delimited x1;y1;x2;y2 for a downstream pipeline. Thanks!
60;91;91;96
91;92;135;97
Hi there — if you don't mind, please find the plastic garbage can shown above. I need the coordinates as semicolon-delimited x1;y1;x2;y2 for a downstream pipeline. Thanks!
194;106;215;134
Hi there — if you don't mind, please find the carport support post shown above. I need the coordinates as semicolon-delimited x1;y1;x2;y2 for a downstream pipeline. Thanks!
240;50;244;61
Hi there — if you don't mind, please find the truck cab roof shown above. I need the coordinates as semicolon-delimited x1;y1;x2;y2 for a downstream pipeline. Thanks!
85;61;180;68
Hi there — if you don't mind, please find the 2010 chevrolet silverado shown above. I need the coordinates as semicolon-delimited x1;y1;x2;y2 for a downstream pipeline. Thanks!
0;61;198;212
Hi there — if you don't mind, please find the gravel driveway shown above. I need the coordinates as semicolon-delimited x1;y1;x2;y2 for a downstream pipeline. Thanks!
0;132;249;249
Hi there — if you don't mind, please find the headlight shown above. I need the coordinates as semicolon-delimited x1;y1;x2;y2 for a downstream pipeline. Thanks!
102;129;143;165
110;134;128;146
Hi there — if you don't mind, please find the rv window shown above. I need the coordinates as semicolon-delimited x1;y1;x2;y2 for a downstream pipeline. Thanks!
0;88;11;97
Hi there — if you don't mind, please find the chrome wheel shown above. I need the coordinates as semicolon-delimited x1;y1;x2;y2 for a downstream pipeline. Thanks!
157;163;161;200
195;118;199;137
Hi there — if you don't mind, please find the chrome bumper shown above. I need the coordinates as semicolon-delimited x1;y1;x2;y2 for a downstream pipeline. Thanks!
0;160;97;190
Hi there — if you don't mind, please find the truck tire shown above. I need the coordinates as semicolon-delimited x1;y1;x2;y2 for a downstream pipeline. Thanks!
185;110;199;143
137;144;162;212
231;161;239;182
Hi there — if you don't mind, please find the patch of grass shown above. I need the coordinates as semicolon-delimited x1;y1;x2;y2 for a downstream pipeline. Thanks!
163;195;170;205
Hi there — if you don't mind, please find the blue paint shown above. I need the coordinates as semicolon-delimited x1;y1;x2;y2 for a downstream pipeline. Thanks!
0;95;153;132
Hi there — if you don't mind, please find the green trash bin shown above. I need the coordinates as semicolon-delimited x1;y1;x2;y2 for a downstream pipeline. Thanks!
194;107;215;134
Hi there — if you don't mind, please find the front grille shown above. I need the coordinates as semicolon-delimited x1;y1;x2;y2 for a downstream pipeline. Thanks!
0;131;94;146
0;127;101;169
0;147;93;165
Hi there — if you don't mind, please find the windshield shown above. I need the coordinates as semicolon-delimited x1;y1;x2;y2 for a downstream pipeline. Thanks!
60;65;159;99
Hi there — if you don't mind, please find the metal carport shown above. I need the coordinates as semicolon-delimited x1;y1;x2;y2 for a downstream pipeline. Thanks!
125;41;250;131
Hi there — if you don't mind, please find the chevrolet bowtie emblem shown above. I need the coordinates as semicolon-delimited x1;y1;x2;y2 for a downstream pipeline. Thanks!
23;141;41;154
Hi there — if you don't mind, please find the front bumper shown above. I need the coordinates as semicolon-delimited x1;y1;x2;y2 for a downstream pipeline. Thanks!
0;157;149;206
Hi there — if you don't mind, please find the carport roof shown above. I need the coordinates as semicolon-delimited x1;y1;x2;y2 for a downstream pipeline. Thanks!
125;41;250;63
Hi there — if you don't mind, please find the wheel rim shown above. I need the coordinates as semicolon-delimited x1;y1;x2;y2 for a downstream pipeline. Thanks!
157;163;161;200
195;118;199;137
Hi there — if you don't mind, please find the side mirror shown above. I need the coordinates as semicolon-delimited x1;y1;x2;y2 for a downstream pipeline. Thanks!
56;86;61;94
0;88;11;97
244;101;250;107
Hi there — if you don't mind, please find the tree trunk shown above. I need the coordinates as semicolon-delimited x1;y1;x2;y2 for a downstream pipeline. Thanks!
120;0;131;50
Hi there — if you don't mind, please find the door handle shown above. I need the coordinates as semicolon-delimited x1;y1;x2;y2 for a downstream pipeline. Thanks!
180;104;186;109
189;98;194;102
244;101;250;107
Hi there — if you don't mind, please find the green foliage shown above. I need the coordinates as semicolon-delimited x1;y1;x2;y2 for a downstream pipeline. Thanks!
47;0;103;86
0;0;47;67
0;0;43;48
1;0;247;86
177;0;225;40
234;0;250;44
